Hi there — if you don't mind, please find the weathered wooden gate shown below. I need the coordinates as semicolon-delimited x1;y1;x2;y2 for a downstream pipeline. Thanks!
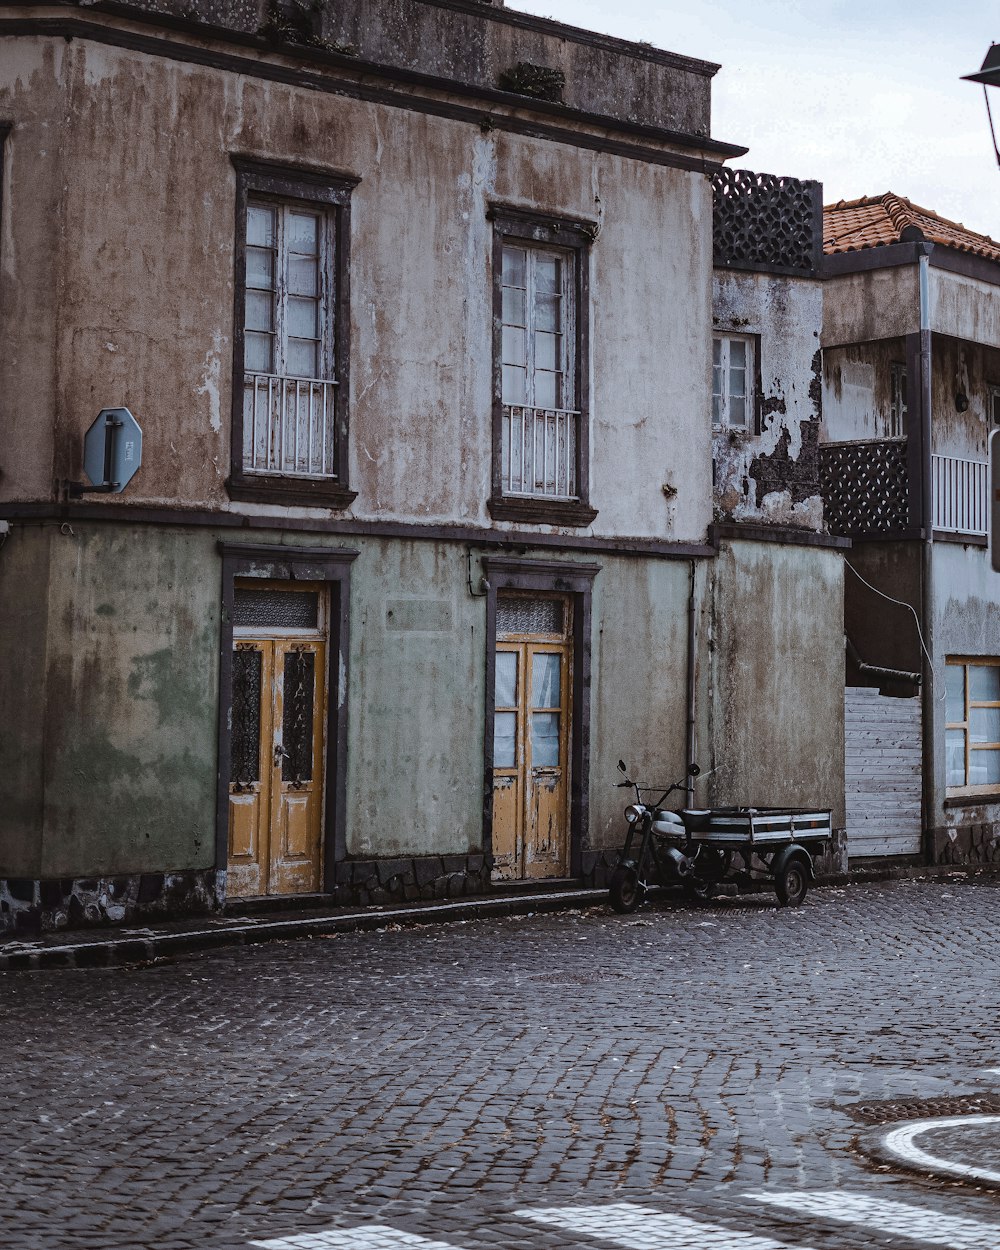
845;685;922;858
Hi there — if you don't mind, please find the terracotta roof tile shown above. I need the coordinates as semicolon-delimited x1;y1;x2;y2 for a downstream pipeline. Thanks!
824;194;1000;264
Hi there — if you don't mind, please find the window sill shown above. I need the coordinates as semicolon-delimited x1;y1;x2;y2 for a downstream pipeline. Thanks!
227;475;357;511
488;496;598;527
943;792;1000;809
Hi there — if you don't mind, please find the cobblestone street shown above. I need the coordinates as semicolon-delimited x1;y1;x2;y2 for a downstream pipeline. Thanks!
5;878;1000;1250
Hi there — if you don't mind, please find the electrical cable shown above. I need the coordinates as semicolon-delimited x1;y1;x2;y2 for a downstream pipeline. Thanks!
845;560;937;691
984;85;1000;169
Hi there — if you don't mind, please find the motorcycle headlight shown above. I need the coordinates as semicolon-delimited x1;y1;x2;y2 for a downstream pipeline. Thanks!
624;804;645;824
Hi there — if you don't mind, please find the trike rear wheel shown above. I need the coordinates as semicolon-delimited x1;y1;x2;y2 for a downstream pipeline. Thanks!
609;867;644;914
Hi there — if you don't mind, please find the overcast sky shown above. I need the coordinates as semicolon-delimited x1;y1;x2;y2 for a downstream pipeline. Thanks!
507;0;1000;239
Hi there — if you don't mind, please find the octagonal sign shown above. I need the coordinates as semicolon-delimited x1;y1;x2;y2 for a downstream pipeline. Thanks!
83;407;142;493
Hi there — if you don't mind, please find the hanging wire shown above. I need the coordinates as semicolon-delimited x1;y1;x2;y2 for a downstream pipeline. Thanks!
984;84;1000;169
845;560;938;695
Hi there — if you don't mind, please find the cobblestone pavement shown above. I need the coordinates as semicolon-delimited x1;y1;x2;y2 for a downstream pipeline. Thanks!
4;878;1000;1250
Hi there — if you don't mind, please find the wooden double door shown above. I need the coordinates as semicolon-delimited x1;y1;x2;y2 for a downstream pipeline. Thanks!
227;582;327;898
491;595;572;880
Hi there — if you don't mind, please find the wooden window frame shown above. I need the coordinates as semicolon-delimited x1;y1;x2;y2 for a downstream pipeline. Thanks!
945;656;1000;796
712;332;760;433
481;556;599;879
487;206;598;527
216;543;359;895
228;157;359;510
889;361;908;439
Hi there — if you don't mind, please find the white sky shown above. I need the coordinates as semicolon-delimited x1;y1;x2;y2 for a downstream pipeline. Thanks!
507;0;1000;239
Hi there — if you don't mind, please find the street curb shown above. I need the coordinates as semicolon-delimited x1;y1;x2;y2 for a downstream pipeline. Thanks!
860;1117;1000;1190
0;887;613;971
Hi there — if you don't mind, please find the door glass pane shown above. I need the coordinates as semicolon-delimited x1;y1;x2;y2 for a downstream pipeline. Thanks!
970;747;1000;786
502;364;528;406
946;729;966;787
970;664;1000;702
502;325;526;367
531;653;561;708
502;246;526;287
531;712;560;767
497;597;564;636
231;648;262;785
495;652;518;707
247;204;275;248
971;706;1000;744
282;650;316;783
946;665;965;723
494;712;516;768
234;589;319;629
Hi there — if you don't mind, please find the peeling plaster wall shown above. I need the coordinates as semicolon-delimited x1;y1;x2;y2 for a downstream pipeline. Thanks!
711;270;823;530
1;35;713;543
704;539;845;827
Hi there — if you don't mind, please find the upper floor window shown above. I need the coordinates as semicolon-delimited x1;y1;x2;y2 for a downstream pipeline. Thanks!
488;207;597;527
946;658;1000;793
229;159;358;509
889;362;908;438
712;334;756;431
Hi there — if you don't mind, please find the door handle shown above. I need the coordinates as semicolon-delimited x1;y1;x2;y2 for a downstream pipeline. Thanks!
273;743;290;767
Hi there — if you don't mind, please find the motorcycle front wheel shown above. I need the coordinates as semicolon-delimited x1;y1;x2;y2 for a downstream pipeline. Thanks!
609;866;645;914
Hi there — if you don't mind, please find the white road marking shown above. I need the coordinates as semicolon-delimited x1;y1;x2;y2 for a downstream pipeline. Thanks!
250;1229;465;1250
882;1114;1000;1185
518;1202;816;1249
749;1191;1000;1248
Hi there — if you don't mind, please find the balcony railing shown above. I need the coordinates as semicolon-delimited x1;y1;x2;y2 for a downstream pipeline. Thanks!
501;405;578;500
932;453;988;535
243;373;338;478
819;438;909;537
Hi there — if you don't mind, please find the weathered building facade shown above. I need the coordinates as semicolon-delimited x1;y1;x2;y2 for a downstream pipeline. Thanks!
0;0;848;934
821;194;1000;864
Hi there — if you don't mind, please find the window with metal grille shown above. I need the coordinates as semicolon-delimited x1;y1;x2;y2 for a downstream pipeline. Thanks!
229;159;357;509
712;334;755;430
233;588;319;630
489;208;595;525
946;658;1000;793
496;595;566;638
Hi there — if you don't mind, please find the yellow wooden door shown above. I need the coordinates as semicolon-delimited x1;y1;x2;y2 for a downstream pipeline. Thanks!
491;596;571;881
227;635;326;897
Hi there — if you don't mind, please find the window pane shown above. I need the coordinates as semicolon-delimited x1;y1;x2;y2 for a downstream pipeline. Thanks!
502;326;526;367
712;365;724;401
970;664;1000;702
533;370;558;410
245;290;274;334
245;331;273;373
503;365;527;406
287;295;319;339
729;396;746;427
535;331;560;371
494;712;516;768
531;712;560;767
502;246;526;287
946;665;965;723
713;338;722;366
288;256;318;297
535;256;561;293
728;365;747;399
497;597;564;636
495;652;518;707
729;339;746;368
971;706;1000;744
946;730;966;787
287;211;319;253
534;293;561;333
286;338;318;378
502;287;526;327
531;653;561;708
970;747;1000;786
246;247;274;290
712;392;723;424
247;204;275;248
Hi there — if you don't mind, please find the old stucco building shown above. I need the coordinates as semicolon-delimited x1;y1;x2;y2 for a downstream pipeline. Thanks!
0;0;849;932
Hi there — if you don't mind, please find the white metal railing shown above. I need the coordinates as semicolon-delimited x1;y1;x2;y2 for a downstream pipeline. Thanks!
932;453;988;535
243;373;338;478
501;405;578;500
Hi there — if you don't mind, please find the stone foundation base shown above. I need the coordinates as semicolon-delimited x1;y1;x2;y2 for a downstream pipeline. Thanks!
932;821;1000;866
333;854;492;906
0;870;224;935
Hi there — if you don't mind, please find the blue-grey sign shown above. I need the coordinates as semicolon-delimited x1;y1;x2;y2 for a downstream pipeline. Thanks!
83;407;142;493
